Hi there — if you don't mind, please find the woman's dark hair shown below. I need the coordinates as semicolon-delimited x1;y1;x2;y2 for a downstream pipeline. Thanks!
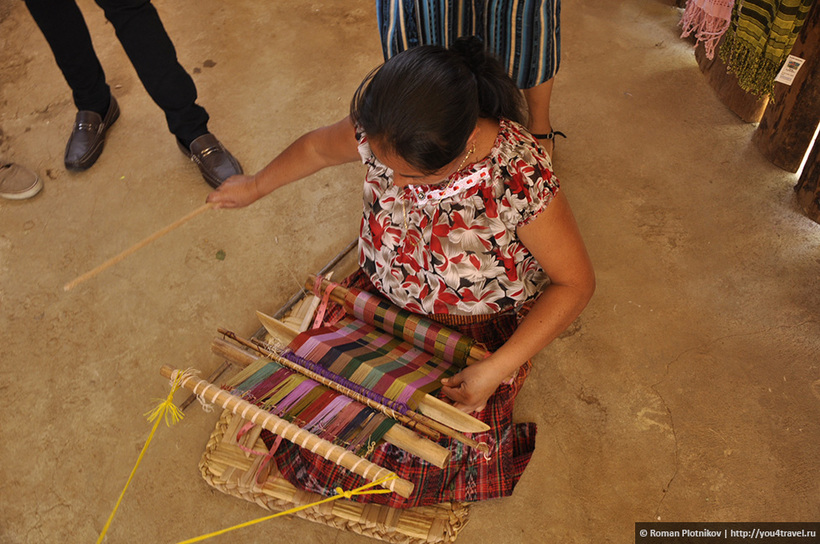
350;36;525;174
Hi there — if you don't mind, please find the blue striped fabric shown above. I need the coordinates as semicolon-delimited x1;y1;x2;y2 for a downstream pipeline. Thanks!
376;0;561;88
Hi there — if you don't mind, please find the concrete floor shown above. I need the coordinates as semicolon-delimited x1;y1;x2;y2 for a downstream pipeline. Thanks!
1;0;818;543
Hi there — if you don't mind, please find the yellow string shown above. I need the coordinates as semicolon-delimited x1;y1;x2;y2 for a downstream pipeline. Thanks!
95;371;186;544
174;475;399;544
95;370;398;544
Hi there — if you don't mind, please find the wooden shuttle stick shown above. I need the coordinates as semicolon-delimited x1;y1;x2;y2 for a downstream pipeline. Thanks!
160;364;415;499
64;202;215;291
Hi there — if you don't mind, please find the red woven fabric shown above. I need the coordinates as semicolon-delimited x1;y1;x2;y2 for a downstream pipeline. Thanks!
266;269;537;508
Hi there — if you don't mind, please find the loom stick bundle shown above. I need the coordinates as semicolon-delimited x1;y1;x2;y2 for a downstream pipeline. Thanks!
160;365;415;498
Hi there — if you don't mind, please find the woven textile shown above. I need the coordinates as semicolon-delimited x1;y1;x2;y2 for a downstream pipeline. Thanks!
679;0;735;59
377;0;561;88
345;288;478;367
224;358;399;456
289;315;459;410
720;0;815;97
269;268;537;509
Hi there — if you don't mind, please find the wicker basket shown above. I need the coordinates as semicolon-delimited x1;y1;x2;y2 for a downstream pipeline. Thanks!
199;409;470;543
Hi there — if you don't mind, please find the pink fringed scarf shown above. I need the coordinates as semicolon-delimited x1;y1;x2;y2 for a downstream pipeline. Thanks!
679;0;735;59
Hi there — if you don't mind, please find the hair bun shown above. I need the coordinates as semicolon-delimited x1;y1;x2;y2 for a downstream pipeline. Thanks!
451;36;486;73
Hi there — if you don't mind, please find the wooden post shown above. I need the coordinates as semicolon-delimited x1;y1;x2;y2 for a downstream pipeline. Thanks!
695;38;770;123
795;139;820;223
752;3;820;172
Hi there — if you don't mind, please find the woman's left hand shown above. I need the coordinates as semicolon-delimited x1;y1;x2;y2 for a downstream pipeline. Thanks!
440;356;511;413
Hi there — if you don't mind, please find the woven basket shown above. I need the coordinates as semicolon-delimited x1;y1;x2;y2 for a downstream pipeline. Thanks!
199;409;470;543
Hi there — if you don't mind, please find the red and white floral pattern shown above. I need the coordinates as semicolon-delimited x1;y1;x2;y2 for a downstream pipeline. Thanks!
357;118;559;315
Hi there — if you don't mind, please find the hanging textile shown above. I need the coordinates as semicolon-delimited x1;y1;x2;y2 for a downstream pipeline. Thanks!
679;0;736;59
720;0;815;97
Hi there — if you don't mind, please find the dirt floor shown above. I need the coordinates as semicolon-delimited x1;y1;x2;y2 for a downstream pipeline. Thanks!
1;0;818;543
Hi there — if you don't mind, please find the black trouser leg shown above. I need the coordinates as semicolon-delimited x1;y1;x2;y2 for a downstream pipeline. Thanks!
24;0;111;115
95;0;209;146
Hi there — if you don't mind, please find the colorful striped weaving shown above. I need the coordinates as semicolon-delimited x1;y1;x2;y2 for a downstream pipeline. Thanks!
224;358;396;456
222;288;471;455
289;315;458;410
344;288;477;368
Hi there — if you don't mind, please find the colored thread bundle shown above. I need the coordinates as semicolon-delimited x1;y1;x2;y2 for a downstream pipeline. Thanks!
224;359;396;456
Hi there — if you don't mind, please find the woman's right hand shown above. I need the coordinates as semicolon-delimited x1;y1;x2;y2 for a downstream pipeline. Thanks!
206;174;262;209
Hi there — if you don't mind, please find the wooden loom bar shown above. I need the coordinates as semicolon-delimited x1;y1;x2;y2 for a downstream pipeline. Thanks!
213;334;490;455
160;364;415;499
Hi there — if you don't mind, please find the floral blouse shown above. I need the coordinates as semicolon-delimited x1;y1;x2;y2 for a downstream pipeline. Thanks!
357;118;559;315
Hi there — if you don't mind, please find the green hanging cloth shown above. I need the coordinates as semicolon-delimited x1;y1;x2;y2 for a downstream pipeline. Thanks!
720;0;815;97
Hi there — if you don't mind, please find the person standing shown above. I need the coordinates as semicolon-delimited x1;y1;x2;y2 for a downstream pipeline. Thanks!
376;0;564;159
23;0;242;188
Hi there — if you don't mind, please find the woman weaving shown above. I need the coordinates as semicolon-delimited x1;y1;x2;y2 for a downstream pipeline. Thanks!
207;37;595;507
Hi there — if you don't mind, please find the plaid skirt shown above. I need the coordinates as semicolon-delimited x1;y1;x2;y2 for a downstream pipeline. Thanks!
376;0;561;88
267;269;537;508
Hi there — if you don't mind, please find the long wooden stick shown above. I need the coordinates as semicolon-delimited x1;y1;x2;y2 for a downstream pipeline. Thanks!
64;202;215;291
160;365;414;498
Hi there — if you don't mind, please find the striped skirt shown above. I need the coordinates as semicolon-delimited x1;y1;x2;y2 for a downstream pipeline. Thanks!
376;0;561;88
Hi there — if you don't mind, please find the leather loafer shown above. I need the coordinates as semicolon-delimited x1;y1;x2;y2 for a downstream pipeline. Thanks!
178;133;243;188
64;96;120;171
